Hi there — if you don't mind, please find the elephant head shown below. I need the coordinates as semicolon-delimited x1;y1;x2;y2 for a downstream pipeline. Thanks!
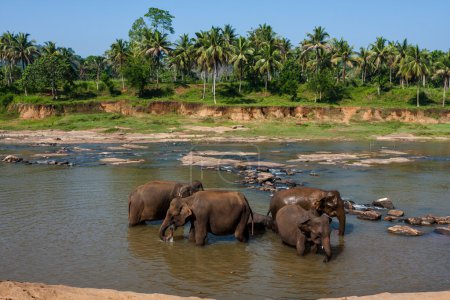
314;190;346;236
173;180;204;198
298;213;332;262
159;197;193;242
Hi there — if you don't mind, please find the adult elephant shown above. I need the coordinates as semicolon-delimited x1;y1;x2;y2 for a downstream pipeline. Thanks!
268;187;346;236
275;204;332;262
159;190;253;246
128;180;204;226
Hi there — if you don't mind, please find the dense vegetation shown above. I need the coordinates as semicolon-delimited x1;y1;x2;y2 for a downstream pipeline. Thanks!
1;7;449;108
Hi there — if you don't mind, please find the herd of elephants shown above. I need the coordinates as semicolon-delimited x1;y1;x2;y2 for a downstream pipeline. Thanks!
128;180;346;263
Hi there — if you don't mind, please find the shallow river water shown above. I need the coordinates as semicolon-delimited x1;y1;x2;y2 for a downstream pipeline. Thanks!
0;141;449;300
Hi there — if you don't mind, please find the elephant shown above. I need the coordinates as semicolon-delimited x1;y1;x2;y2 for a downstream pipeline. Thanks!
268;187;346;236
128;180;204;226
159;190;254;246
248;212;273;233
275;204;332;262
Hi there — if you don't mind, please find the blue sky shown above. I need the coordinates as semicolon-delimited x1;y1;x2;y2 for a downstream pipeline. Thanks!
1;0;449;57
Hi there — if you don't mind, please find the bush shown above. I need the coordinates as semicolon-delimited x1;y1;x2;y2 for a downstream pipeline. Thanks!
0;93;14;108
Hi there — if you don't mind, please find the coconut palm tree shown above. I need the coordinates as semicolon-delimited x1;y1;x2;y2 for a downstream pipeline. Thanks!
171;34;195;82
302;26;330;74
249;24;277;49
356;47;371;83
395;39;409;88
107;39;129;90
85;55;106;91
13;32;38;70
1;32;17;86
277;37;292;63
433;52;450;107
254;43;282;96
204;27;226;104
331;38;356;82
230;36;254;93
140;29;172;88
41;41;59;56
194;31;211;100
370;37;389;95
222;24;237;81
400;45;430;107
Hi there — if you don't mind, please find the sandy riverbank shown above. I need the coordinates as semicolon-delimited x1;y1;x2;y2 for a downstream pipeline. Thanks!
1;281;449;300
0;129;448;145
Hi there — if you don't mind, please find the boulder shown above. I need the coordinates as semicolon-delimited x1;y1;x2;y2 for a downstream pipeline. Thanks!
384;216;404;222
343;200;356;210
277;178;297;188
434;227;450;236
434;216;450;225
356;210;382;221
2;155;23;163
256;166;269;172
405;217;422;225
372;197;395;209
388;225;423;236
387;210;404;217
256;172;275;184
420;216;436;226
284;168;295;176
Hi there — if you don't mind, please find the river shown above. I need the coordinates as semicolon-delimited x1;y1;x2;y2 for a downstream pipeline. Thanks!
0;141;449;300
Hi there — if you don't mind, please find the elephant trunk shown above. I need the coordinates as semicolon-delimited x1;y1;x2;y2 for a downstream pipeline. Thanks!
337;208;346;236
322;236;332;262
159;219;173;242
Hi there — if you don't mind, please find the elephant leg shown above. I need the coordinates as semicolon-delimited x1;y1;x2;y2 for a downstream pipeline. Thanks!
234;210;250;243
296;230;306;256
128;200;144;226
337;211;346;236
193;221;207;246
310;243;318;254
189;223;196;243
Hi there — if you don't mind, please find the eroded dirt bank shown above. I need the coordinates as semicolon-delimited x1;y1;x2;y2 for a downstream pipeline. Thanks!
10;101;450;124
1;281;449;300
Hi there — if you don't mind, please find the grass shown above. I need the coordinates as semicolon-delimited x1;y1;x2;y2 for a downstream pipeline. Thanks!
7;81;449;109
1;110;448;140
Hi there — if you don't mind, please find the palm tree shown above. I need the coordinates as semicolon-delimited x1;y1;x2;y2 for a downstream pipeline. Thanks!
302;26;330;74
433;52;450;106
395;39;409;88
400;45;430;107
249;24;276;49
386;41;398;85
0;32;16;86
140;29;172;88
107;39;129;90
13;32;38;70
254;43;282;96
356;47;371;83
331;38;356;82
370;37;389;95
171;34;194;82
277;37;292;63
222;24;237;81
205;27;225;104
230;37;254;93
195;31;210;100
41;41;59;56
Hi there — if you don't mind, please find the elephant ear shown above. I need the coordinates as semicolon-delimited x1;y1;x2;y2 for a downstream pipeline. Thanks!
180;205;192;220
178;185;193;197
171;183;184;198
190;180;204;192
296;215;312;233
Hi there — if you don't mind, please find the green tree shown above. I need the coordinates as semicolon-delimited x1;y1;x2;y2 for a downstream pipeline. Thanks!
400;45;430;107
140;29;172;88
433;51;450;106
230;37;253;93
254;43;282;96
302;26;330;74
123;57;153;96
106;39;129;90
85;56;106;91
371;37;389;95
21;55;76;99
331;38;356;82
129;7;175;42
356;47;371;83
205;27;226;104
13;32;38;70
170;34;194;82
195;31;210;100
277;59;301;100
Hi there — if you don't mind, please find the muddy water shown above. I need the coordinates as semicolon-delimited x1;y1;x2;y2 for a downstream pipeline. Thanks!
0;141;449;300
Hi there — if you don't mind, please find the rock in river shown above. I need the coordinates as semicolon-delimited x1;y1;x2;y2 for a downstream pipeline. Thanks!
388;225;423;236
2;155;23;163
372;197;395;209
434;227;450;236
387;210;404;217
384;216;404;222
256;172;275;184
355;210;382;221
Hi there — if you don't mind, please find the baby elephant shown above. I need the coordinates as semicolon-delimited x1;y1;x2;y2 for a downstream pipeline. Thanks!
248;213;274;234
275;204;332;262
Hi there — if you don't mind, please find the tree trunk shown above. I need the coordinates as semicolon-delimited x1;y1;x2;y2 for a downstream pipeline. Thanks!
264;72;268;97
389;68;392;84
378;85;381;96
416;84;420;107
342;65;346;82
96;69;100;91
156;67;159;89
121;74;125;91
443;78;447;107
422;75;426;87
202;71;206;100
213;63;217;104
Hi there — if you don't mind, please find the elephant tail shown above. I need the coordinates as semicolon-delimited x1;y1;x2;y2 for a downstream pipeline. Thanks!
244;196;254;236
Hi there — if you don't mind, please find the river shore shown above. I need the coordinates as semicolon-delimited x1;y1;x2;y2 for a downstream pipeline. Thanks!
1;281;449;300
0;128;448;145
